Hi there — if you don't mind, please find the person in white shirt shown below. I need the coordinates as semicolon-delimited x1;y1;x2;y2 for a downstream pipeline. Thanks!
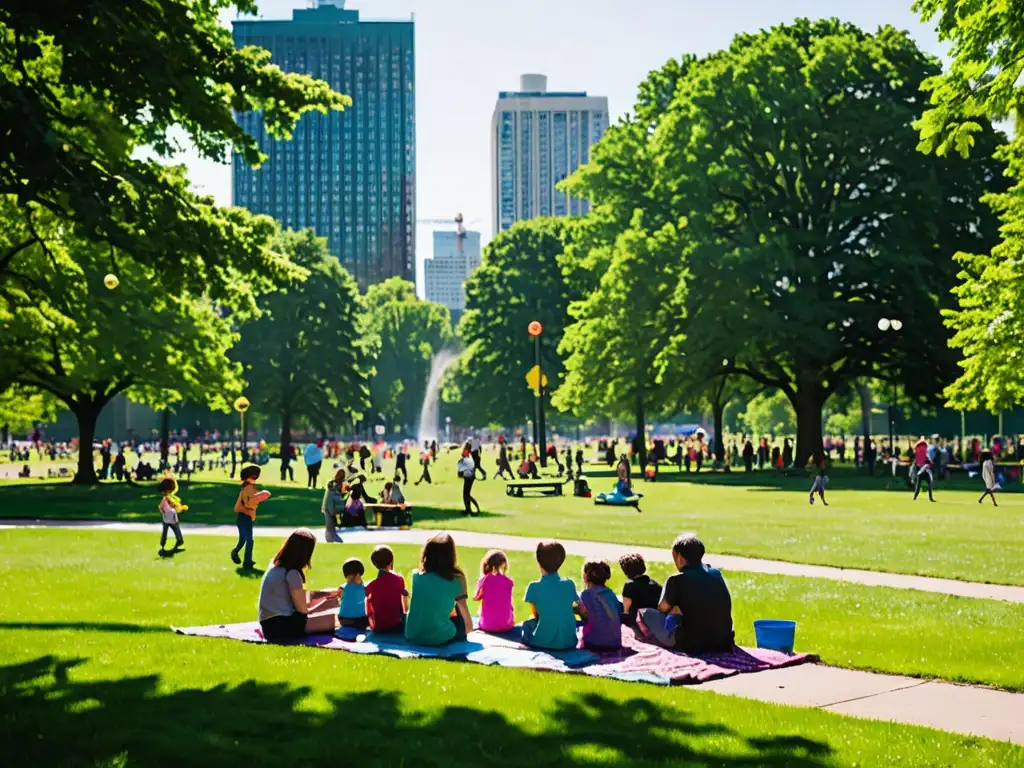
979;451;998;507
457;448;480;516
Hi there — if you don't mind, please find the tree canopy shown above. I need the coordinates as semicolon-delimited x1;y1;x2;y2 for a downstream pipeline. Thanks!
647;19;1003;464
0;1;348;292
455;218;579;427
914;0;1024;411
363;278;453;433
231;229;374;453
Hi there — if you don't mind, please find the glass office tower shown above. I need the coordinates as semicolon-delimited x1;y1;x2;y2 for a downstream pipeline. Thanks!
232;1;415;289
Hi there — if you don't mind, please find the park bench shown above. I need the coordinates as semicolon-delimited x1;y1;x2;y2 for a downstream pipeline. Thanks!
505;480;564;498
363;503;413;529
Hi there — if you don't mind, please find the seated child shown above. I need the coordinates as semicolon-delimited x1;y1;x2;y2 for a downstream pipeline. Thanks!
521;541;580;650
617;552;662;626
405;533;473;646
342;486;366;528
578;560;623;652
390;477;406;504
366;545;408;632
338;558;369;630
637;534;734;654
473;549;515;633
380;481;394;505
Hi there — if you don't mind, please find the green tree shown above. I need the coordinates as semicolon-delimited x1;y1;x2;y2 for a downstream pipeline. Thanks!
1;234;241;484
914;0;1024;411
232;229;373;458
737;390;797;438
363;278;453;433
652;19;1003;465
0;386;55;436
456;218;579;427
0;2;348;285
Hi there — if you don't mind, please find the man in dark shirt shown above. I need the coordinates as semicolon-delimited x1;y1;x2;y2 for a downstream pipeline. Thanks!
617;553;662;626
638;533;734;653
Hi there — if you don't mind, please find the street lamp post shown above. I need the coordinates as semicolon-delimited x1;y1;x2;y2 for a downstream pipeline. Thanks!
528;320;547;467
234;396;251;464
877;318;903;456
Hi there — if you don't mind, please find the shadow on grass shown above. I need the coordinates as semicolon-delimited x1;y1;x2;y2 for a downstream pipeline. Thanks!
236;567;265;579
0;622;168;634
0;483;508;528
0;654;834;767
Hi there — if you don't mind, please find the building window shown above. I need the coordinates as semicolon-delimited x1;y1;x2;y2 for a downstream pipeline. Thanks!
553;112;567;217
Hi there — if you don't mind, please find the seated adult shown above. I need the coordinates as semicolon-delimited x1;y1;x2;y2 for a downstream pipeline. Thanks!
517;456;539;479
258;528;339;642
637;533;734;654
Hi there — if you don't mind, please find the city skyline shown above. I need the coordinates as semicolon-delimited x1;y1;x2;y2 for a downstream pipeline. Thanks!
179;0;942;293
423;229;482;321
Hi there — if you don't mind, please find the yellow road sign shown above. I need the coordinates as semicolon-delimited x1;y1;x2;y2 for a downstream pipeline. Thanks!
525;365;548;393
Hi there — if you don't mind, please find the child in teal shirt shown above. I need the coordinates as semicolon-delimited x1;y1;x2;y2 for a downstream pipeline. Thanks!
521;540;580;650
338;558;368;630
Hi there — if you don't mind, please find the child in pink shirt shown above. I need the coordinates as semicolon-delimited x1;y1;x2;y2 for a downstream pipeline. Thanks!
473;549;515;633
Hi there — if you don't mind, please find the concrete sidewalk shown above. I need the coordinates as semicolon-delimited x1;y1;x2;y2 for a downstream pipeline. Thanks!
2;518;1023;745
5;518;1023;604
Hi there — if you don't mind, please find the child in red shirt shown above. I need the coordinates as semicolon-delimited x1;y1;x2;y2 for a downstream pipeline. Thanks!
365;545;408;632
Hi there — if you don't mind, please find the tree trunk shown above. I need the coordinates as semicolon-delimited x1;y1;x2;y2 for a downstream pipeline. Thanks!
160;408;170;469
71;403;101;485
712;403;725;462
791;384;825;468
635;393;647;467
858;385;872;471
280;408;292;461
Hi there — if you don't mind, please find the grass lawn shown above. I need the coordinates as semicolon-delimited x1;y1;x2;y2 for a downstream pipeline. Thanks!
3;449;1023;585
1;529;1021;691
0;529;1020;767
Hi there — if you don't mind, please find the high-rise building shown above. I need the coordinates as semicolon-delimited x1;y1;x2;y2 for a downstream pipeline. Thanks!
423;230;482;321
491;74;609;235
231;0;415;289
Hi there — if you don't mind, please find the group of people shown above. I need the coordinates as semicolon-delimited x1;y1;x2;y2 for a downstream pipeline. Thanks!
256;529;735;655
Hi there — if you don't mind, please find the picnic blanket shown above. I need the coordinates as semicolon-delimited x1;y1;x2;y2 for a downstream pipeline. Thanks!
174;622;814;686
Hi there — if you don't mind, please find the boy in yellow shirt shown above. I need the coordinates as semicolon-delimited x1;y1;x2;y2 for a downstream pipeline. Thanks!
232;465;271;568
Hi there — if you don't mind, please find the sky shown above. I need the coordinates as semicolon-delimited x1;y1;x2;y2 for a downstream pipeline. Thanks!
179;0;944;290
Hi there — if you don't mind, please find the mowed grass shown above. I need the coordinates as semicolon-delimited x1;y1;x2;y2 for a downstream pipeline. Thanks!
2;449;1023;585
0;530;1020;767
0;529;1021;691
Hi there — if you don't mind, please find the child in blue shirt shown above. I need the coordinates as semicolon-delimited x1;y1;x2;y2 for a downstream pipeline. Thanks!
338;558;368;630
521;541;580;650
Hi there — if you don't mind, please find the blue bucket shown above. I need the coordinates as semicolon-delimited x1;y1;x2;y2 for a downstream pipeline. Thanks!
753;620;797;653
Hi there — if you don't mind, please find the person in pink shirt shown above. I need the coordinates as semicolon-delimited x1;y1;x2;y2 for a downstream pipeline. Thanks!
473;549;515;633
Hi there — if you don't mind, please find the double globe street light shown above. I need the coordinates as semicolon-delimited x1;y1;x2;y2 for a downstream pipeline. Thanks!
877;318;903;453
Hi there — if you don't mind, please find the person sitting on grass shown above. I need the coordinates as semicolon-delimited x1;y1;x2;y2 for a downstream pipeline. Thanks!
232;465;271;569
578;560;623;652
404;533;473;646
258;529;339;643
637;533;734;654
341;486;366;528
521;541;580;651
366;545;408;633
338;558;369;630
474;549;515;633
517;454;539;480
157;476;187;555
617;553;662;627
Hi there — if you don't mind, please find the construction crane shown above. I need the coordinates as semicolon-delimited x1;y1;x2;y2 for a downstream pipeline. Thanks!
417;213;475;253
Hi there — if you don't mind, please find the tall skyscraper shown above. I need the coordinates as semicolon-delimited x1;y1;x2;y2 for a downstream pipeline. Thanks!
231;0;415;289
424;230;482;321
491;74;609;235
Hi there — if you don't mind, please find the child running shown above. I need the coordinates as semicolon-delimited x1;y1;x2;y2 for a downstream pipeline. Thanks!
405;533;473;645
338;558;369;630
578;560;623;652
617;553;662;626
157;477;186;555
979;451;999;507
522;541;580;651
809;458;829;506
232;465;271;568
473;549;515;633
366;545;408;632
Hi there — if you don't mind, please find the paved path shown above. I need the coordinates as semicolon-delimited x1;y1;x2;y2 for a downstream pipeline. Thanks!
3;518;1023;745
5;518;1023;604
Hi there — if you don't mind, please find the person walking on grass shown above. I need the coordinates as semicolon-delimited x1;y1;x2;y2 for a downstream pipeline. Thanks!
395;446;409;484
809;457;829;506
157;477;186;555
912;437;936;503
457;447;481;516
495;436;514;480
979;451;999;507
415;447;433;485
304;440;324;489
232;465;271;568
471;435;487;480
